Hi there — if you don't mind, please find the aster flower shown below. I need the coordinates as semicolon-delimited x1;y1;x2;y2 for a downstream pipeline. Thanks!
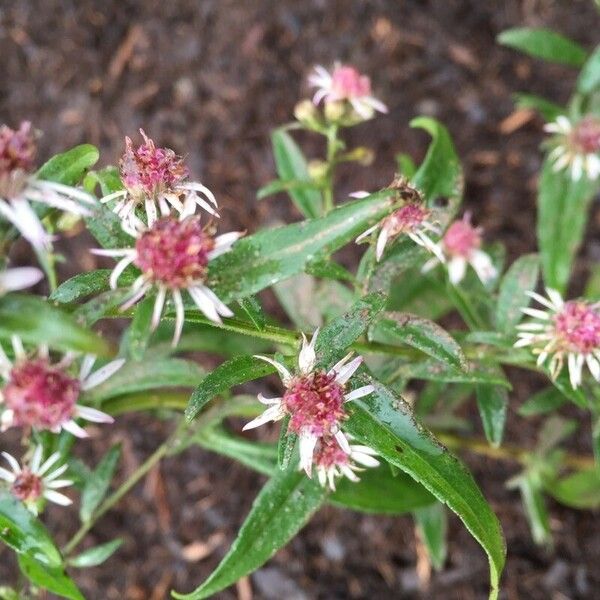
0;121;96;251
355;199;444;262
0;445;72;511
308;63;387;119
515;288;600;389
243;329;375;476
545;115;600;181
312;435;379;491
0;266;43;295
93;213;243;346
101;130;219;231
422;212;496;285
0;338;124;437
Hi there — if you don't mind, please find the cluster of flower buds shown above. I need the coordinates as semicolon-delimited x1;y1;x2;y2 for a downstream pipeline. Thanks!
244;330;379;490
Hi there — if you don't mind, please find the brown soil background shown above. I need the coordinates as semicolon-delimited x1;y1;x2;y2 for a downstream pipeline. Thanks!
1;1;600;599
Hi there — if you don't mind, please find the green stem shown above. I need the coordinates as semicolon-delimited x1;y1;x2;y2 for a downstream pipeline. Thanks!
446;282;486;331
323;125;339;214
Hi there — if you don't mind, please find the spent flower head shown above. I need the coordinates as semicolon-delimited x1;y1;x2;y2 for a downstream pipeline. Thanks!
93;213;243;346
0;445;72;511
309;63;387;121
102;130;219;231
243;329;375;476
0;338;123;437
423;212;496;285
0;121;96;252
545;115;600;181
515;288;600;389
0;267;43;296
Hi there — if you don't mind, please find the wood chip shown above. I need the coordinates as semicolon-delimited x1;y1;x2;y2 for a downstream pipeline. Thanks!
499;109;535;134
236;576;253;600
180;532;225;562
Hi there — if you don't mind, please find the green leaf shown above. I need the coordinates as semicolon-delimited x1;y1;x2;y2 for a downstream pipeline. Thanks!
395;152;417;178
207;191;394;303
496;254;539;333
68;539;123;568
51;270;124;304
498;28;587;67
85;358;204;403
257;179;320;200
544;468;600;509
237;296;266;331
273;273;322;329
515;475;551;546
369;312;466;371
0;294;111;357
185;355;279;421
305;257;355;282
271;128;323;218
584;263;600;299
577;45;600;94
476;385;508;447
518;387;567;417
125;296;155;360
513;93;564;122
345;375;506;598
314;292;387;368
277;416;297;470
0;492;62;567
172;468;326;600
18;555;83;600
414;502;448;570
37;144;99;186
80;444;121;523
537;157;598;293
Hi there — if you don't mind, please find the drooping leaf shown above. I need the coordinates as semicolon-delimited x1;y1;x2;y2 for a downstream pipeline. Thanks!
344;375;506;598
271;128;323;218
369;312;467;371
577;45;600;94
476;385;508;447
515;475;551;546
0;294;111;357
80;444;121;523
414;502;448;570
18;556;83;600
537;158;598;293
0;492;62;567
512;93;564;122
172;467;326;600
207;191;394;303
544;468;600;509
37;144;99;186
498;28;587;67
185;355;280;421
495;254;539;333
68;539;123;568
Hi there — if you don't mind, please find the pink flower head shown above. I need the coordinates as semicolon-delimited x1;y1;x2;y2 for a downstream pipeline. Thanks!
356;199;443;262
0;445;73;510
516;288;600;388
546;115;600;181
308;63;387;120
313;435;379;491
0;339;124;437
120;130;188;200
422;212;496;285
93;214;243;346
0;121;37;176
103;130;218;231
243;329;375;477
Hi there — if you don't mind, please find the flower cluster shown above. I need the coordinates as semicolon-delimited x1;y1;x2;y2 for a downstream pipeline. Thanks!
243;330;378;489
0;121;96;252
516;288;600;389
546;115;600;181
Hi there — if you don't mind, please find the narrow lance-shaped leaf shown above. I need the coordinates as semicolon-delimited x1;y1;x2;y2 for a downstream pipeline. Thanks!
369;312;467;371
577;45;600;94
18;556;84;600
37;144;99;186
68;539;123;568
476;384;508;447
80;444;121;523
271;128;323;218
172;467;327;600
537;158;598;293
414;502;448;570
498;28;587;67
344;375;506;599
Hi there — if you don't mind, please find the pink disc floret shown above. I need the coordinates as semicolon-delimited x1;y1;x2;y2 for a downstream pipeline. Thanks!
571;116;600;155
120;130;188;198
134;215;215;289
0;121;37;175
11;469;42;503
283;371;347;437
331;65;372;100
314;436;350;470
4;359;80;431
387;202;430;235
554;301;600;354
443;214;481;258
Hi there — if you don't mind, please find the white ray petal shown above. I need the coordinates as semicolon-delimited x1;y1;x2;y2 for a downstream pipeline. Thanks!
188;286;222;323
75;405;114;423
521;307;551;320
82;359;125;390
45;478;73;489
172;289;185;347
0;267;43;293
1;451;21;473
38;454;63;477
299;433;319;477
151;287;167;330
253;355;292;386
242;405;284;431
447;257;467;284
30;445;43;473
334;430;351;454
109;254;137;289
344;384;375;402
61;419;89;438
352;451;380;468
43;490;72;506
334;355;363;385
0;467;15;482
257;393;282;405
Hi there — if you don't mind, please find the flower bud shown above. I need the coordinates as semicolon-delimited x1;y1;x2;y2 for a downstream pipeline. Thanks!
308;160;329;182
294;100;323;131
